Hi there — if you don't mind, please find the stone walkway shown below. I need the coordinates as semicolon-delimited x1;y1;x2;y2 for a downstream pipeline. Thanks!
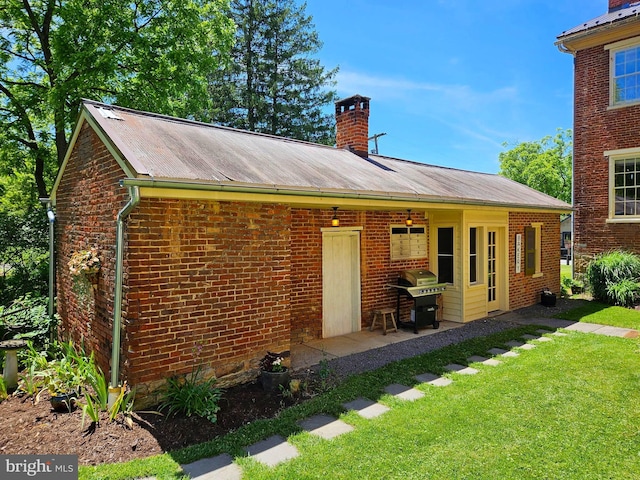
170;321;637;479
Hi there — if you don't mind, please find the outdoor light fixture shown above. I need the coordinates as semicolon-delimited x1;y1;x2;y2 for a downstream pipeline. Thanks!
405;209;413;227
331;206;340;227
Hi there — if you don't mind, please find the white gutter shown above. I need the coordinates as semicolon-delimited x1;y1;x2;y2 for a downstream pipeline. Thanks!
109;185;140;406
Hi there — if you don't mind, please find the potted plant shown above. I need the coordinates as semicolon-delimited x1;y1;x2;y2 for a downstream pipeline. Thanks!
259;351;290;393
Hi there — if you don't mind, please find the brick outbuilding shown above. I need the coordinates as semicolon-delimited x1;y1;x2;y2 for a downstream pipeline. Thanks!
50;95;569;406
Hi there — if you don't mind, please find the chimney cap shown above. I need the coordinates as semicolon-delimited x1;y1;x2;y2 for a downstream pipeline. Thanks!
335;94;371;108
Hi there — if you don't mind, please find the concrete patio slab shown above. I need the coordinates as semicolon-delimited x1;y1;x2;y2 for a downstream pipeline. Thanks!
299;414;354;440
245;435;299;467
384;383;425;401
181;453;242;480
564;322;602;333
444;363;479;375
343;397;390;418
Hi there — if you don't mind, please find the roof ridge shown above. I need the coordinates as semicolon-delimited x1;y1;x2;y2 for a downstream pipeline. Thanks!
81;99;338;151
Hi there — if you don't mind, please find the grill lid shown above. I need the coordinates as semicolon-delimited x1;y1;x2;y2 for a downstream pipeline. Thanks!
399;269;438;287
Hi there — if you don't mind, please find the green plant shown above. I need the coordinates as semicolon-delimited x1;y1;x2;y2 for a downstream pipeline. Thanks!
0;294;56;348
260;351;286;372
159;366;223;423
0;375;7;402
586;251;640;306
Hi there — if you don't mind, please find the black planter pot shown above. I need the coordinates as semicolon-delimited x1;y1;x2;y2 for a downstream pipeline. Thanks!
260;370;290;393
50;392;78;412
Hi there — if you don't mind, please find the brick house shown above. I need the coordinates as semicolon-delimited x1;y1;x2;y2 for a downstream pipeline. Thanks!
50;95;569;406
557;0;640;273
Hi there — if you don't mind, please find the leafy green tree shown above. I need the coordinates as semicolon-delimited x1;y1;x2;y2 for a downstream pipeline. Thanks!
498;129;572;203
0;0;235;201
206;0;338;145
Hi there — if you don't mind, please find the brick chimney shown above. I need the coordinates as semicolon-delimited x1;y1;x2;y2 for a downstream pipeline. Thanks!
609;0;630;12
335;94;370;157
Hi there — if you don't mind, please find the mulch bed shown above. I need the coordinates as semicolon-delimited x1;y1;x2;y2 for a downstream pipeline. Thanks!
0;379;306;466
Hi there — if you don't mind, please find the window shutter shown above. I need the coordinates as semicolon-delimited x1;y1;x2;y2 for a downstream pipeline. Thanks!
524;227;535;276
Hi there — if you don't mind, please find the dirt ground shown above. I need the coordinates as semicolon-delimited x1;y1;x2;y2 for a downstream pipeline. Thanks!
0;378;307;466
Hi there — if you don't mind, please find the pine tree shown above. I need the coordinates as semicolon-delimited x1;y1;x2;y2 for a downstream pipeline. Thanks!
206;0;338;145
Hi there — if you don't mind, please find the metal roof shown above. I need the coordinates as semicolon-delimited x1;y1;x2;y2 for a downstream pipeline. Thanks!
81;100;570;211
558;2;640;39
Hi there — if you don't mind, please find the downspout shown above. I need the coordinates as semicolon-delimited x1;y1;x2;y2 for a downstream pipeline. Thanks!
109;185;140;407
39;198;56;342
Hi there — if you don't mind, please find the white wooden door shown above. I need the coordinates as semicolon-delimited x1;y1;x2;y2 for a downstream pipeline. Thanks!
322;230;361;338
487;229;501;312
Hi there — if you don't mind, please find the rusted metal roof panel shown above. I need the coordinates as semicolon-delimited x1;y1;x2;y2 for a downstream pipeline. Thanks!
84;101;569;210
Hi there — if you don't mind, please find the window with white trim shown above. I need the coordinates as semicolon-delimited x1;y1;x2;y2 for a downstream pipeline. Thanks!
607;37;640;106
613;157;640;217
390;225;427;260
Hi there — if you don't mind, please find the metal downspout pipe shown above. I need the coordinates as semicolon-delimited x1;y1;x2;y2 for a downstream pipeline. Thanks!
40;198;56;341
109;185;140;407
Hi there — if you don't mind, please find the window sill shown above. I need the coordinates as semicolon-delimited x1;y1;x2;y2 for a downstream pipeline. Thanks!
606;217;640;224
607;100;640;111
532;273;544;279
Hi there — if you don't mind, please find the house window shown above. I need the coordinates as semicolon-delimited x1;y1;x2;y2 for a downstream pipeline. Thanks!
469;227;478;284
613;158;640;217
607;37;640;106
390;225;427;260
437;227;454;284
524;224;542;277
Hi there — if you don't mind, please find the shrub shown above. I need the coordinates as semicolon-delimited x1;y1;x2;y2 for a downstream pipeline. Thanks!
0;294;56;349
586;251;640;307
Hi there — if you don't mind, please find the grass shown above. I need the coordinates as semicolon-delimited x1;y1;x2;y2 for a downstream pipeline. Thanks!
560;263;572;279
554;301;640;329
80;320;640;479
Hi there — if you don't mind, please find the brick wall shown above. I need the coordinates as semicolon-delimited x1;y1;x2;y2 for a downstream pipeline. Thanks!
573;43;640;272
290;209;427;343
508;212;560;309
55;123;127;376
125;199;291;404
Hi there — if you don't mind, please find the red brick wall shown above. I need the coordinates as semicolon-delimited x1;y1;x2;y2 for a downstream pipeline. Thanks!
55;123;127;376
573;43;640;272
508;212;560;309
125;200;291;394
290;209;428;343
609;0;628;11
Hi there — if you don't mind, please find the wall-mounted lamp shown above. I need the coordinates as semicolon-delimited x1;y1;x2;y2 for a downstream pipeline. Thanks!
405;209;413;227
331;207;340;227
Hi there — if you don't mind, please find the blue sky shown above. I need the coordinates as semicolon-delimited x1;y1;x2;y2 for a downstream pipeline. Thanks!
304;0;605;173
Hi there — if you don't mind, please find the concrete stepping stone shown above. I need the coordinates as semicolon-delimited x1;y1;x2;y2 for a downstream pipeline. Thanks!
519;343;536;350
534;336;553;342
501;350;520;357
245;435;299;467
343;398;390;418
505;340;524;348
551;331;568;336
444;363;479;375
521;334;540;340
487;347;507;355
299;414;354;440
415;372;453;386
384;383;425;401
467;355;501;366
536;329;553;335
181;453;242;480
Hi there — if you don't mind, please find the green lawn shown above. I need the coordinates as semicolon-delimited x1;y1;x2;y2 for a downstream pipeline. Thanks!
554;301;640;330
80;325;640;480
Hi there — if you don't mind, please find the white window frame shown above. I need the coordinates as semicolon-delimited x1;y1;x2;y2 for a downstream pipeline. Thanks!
606;147;640;223
606;36;640;108
390;224;427;260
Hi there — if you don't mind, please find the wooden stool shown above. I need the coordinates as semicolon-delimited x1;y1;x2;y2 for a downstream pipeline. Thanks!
370;307;397;335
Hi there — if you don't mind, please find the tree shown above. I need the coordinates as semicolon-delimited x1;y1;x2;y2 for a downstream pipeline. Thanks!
498;129;572;203
0;0;235;201
206;0;338;145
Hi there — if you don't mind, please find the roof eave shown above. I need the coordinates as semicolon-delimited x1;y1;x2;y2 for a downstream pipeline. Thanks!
556;15;640;53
